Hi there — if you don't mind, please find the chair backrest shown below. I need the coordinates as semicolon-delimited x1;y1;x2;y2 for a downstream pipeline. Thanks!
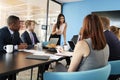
42;41;49;47
109;60;120;75
44;64;111;80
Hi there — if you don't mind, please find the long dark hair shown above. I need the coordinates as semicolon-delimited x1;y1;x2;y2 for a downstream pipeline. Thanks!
56;13;65;29
81;14;106;50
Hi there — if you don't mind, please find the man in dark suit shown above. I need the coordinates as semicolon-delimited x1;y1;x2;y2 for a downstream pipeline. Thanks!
21;20;39;49
0;15;28;80
101;16;120;61
101;16;120;80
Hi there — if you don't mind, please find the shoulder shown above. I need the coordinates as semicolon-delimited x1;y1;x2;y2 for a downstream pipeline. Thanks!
104;30;114;36
21;31;28;36
76;40;88;47
105;30;118;39
62;23;67;28
75;40;90;57
0;27;8;31
64;23;67;26
0;27;8;33
24;31;28;34
53;24;57;28
32;32;37;35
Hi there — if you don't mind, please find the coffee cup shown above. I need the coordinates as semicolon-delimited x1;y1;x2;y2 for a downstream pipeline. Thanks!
3;45;13;53
63;45;69;51
56;46;63;53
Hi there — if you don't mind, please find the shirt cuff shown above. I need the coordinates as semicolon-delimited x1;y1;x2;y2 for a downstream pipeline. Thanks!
14;45;18;50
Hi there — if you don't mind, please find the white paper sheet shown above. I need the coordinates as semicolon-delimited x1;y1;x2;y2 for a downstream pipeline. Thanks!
19;49;65;60
55;52;73;56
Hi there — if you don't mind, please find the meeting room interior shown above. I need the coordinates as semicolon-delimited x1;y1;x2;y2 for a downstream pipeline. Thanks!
0;0;120;80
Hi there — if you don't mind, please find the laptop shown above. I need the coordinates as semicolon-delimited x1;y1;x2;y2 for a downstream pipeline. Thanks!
68;41;75;52
46;38;59;52
71;35;79;44
48;38;59;45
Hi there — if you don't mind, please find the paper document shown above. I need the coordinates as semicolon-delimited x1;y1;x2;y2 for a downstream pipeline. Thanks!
19;49;63;60
55;52;73;56
49;55;62;60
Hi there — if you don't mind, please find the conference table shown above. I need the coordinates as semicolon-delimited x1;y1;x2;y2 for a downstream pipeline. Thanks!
0;50;71;80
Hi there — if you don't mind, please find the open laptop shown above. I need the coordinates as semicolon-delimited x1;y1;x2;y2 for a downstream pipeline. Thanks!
48;38;59;45
68;41;75;52
45;38;59;52
71;35;79;44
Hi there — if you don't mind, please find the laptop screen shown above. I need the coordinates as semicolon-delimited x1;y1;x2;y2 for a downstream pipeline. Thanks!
68;41;75;51
48;38;59;45
71;35;78;44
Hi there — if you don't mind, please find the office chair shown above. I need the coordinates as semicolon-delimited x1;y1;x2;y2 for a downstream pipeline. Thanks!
109;60;120;80
44;63;111;80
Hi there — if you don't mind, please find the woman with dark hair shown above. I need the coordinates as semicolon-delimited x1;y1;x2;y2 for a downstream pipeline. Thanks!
51;13;67;45
55;14;109;72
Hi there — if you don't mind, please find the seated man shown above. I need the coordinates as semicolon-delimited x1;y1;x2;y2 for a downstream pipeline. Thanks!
101;16;120;80
21;20;39;49
101;16;120;61
0;15;28;80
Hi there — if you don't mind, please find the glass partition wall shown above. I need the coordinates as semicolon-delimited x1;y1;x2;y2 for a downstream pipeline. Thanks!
0;0;61;42
47;0;61;41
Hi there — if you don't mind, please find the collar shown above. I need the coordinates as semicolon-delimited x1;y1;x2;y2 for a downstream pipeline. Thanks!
26;29;32;34
103;29;110;32
8;27;14;34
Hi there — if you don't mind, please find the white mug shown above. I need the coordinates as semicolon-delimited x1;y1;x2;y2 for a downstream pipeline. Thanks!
64;45;69;51
56;46;64;53
3;45;13;53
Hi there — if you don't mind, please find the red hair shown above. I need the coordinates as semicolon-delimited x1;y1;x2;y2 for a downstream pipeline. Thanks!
81;14;106;50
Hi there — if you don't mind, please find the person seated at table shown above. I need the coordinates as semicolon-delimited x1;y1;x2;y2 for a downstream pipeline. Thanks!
21;20;39;49
101;16;120;80
55;14;109;72
101;16;120;61
110;25;120;40
0;15;28;80
0;15;28;54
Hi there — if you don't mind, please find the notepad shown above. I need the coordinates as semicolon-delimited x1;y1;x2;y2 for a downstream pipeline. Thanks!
26;55;50;60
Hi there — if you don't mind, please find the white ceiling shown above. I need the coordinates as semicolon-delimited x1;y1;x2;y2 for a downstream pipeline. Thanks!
55;0;82;3
0;0;82;20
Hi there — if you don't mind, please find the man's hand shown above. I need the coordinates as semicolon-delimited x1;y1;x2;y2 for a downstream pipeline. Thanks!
18;43;28;49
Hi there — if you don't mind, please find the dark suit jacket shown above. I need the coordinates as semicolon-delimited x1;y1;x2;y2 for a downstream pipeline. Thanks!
104;30;120;61
0;27;21;54
21;31;39;49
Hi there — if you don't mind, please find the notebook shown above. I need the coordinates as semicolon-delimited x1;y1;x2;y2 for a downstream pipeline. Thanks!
26;54;50;60
68;41;75;52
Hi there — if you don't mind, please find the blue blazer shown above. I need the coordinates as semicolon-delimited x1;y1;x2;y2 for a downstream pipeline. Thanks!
21;31;39;49
0;27;21;54
104;30;120;61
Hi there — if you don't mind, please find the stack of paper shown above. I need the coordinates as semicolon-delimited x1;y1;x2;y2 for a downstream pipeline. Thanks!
55;52;73;56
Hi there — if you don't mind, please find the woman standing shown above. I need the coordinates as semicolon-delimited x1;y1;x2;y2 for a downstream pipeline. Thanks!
51;13;67;45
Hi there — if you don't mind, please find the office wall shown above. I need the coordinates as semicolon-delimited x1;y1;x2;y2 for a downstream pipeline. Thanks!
62;0;120;41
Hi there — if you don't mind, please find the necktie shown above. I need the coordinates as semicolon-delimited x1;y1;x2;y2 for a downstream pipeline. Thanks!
11;32;14;52
11;33;14;44
30;32;35;45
